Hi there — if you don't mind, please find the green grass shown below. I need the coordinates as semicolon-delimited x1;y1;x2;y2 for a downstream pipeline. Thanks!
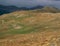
0;21;60;39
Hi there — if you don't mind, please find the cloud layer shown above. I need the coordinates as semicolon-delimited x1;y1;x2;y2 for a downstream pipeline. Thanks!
0;0;60;8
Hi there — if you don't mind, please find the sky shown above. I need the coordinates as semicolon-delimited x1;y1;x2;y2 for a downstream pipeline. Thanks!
0;0;60;8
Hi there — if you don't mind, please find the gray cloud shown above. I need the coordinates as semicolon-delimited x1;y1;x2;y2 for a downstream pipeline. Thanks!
0;0;60;8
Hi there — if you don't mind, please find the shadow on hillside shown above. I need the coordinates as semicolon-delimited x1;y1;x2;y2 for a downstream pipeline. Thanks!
0;6;60;15
0;5;44;15
0;10;19;15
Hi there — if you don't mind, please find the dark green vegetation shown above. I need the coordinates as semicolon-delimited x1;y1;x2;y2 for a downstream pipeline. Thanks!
0;5;60;15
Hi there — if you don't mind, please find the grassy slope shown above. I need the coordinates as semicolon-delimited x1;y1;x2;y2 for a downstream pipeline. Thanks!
0;10;60;46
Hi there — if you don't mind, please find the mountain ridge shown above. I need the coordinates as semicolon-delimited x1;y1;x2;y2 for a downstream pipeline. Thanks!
0;5;60;15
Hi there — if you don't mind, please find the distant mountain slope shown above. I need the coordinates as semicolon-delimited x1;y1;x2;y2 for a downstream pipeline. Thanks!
0;5;20;15
0;5;60;15
41;6;60;13
32;6;60;13
0;5;43;15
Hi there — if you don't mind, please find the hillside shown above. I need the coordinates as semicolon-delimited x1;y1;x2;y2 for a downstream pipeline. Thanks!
0;10;60;46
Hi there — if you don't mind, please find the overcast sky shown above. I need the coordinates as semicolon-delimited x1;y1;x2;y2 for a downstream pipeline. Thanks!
0;0;60;8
